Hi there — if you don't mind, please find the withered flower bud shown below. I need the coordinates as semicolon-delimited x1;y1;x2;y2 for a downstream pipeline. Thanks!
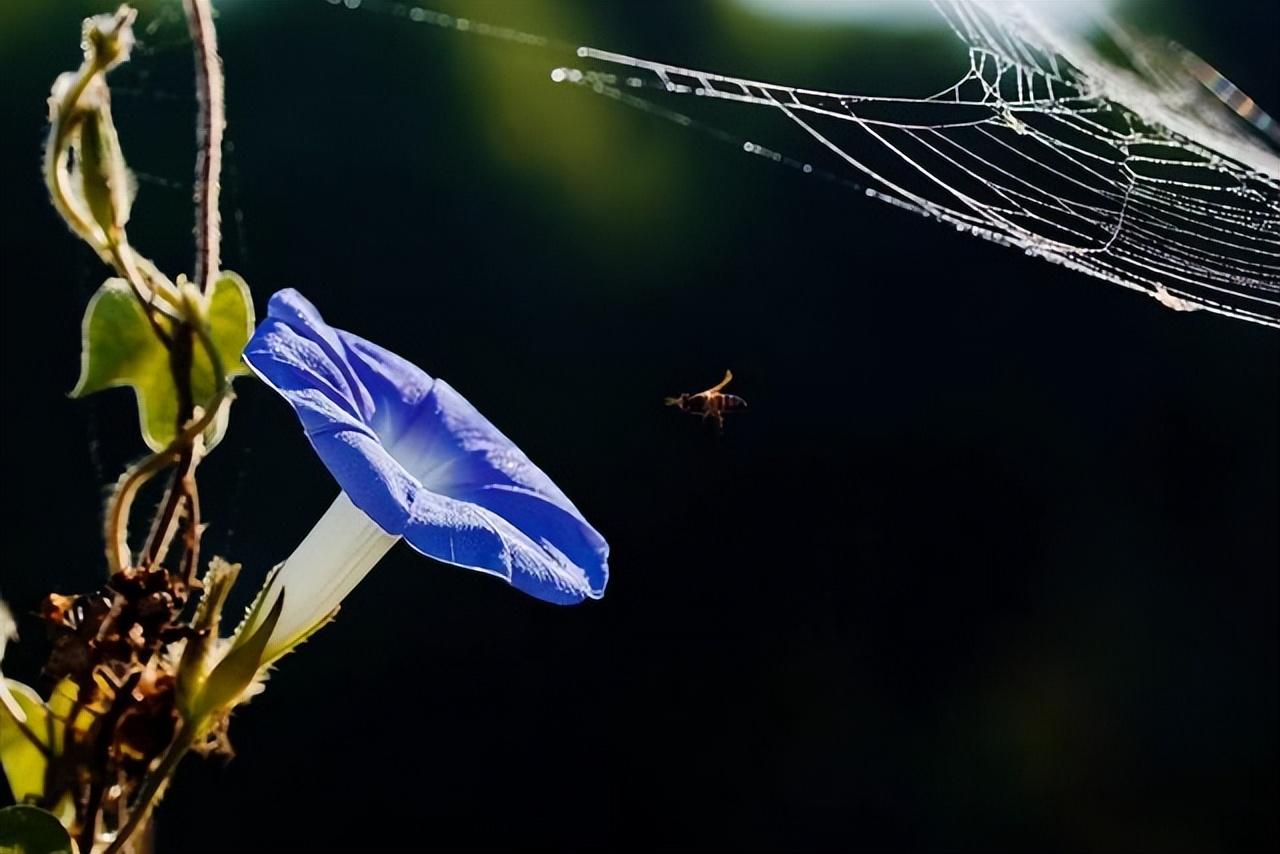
83;6;138;72
76;91;136;240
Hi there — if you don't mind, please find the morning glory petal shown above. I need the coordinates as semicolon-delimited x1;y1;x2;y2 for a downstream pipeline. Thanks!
259;289;376;420
242;322;371;437
243;289;609;606
378;378;608;592
314;429;603;604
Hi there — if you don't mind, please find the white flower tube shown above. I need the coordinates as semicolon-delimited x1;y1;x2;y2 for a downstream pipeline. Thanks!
259;493;400;664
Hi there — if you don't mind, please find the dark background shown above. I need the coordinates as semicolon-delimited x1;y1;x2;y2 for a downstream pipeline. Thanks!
2;1;1277;851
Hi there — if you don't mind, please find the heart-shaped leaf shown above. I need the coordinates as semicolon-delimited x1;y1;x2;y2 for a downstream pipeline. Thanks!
72;271;254;451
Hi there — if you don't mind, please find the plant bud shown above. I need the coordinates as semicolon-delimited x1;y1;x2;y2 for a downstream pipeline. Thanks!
76;95;136;238
44;6;139;250
175;557;241;722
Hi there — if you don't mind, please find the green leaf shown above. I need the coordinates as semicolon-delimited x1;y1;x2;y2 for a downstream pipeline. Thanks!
72;271;254;451
1;682;76;827
0;681;55;804
0;805;73;854
44;680;90;755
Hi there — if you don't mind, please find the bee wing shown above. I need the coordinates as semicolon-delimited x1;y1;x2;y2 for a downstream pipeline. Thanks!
704;369;733;395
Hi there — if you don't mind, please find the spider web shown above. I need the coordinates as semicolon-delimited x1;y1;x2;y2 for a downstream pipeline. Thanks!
558;0;1280;328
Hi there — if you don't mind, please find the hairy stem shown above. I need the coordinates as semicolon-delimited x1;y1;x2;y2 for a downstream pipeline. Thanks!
183;0;225;292
105;452;179;575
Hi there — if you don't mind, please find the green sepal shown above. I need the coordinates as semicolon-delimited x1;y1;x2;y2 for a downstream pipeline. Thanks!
234;566;334;669
0;805;73;854
187;590;284;724
231;565;281;652
176;558;242;721
71;271;254;451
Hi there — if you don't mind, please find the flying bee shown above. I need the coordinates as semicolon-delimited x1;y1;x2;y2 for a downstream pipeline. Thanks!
665;370;748;433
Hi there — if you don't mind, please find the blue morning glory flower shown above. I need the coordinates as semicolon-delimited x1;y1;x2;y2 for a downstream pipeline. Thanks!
242;290;608;659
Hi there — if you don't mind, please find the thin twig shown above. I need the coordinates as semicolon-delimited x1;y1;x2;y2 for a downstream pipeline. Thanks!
101;727;193;854
141;467;187;571
150;324;198;565
141;445;204;578
183;0;224;292
79;670;143;854
180;470;203;588
103;391;231;574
